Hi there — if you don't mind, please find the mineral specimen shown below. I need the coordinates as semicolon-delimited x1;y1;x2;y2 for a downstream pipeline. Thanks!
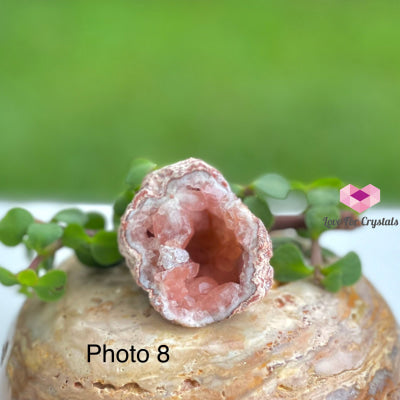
118;158;273;327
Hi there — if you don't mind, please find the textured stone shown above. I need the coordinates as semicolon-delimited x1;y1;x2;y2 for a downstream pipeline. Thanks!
5;258;400;399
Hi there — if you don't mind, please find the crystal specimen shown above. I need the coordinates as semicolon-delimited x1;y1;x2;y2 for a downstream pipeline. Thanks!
118;158;273;327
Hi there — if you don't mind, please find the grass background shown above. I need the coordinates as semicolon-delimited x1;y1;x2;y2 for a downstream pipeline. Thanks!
1;0;399;203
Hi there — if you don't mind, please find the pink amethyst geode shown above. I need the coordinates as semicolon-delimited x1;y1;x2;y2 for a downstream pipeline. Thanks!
118;158;273;327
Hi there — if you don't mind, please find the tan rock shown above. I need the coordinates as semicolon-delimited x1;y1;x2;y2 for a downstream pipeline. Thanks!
5;257;400;399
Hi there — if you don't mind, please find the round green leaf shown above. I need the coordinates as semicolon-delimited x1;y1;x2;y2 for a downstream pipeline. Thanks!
270;243;313;282
0;208;34;246
52;208;88;226
253;173;290;199
305;205;341;239
84;212;106;230
62;224;91;250
322;251;361;287
65;225;108;267
37;269;66;287
339;252;362;286
321;269;343;293
75;243;103;267
271;237;302;251
34;270;67;302
0;266;18;286
17;269;38;286
125;159;157;191
113;190;134;218
34;285;65;302
307;188;339;206
26;223;63;254
90;231;123;266
244;195;274;229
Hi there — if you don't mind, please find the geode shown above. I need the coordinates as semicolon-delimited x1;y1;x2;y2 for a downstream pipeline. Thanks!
118;158;273;327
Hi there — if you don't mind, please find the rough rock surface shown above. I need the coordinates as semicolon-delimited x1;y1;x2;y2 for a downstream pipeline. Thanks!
118;158;273;327
5;257;400;400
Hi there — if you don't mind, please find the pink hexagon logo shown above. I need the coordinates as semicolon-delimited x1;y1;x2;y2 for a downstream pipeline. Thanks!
340;184;380;213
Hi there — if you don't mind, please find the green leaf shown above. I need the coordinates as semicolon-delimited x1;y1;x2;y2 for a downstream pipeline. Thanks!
270;243;313;282
125;158;156;191
62;224;91;250
271;237;302;251
37;269;66;287
244;195;274;229
34;270;67;301
0;266;18;286
292;178;344;192
52;208;88;226
339;252;362;286
34;285;65;301
0;208;34;246
230;183;244;197
90;231;123;266
17;269;38;286
113;190;134;218
84;212;105;230
252;173;290;199
26;223;63;254
305;205;341;239
309;177;344;190
322;252;362;287
307;188;339;206
19;285;34;297
75;242;102;267
291;180;308;191
321;269;342;292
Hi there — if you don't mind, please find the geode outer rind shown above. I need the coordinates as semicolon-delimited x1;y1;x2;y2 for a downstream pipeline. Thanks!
118;158;273;327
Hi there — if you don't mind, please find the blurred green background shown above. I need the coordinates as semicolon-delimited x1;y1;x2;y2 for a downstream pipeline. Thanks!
1;0;399;203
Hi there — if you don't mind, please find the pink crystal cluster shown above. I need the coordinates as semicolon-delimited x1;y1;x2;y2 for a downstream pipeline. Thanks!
118;158;273;327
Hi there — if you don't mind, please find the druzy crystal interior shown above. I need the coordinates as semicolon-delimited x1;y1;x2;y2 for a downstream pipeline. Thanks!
118;158;273;327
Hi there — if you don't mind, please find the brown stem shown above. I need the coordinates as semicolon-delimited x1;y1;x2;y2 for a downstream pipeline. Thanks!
271;215;306;230
311;238;323;266
311;238;324;283
28;255;44;270
242;186;254;198
271;211;359;231
28;239;63;271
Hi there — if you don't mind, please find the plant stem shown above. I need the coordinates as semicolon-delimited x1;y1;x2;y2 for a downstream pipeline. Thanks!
311;238;323;266
271;211;359;231
311;238;324;283
28;239;63;271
